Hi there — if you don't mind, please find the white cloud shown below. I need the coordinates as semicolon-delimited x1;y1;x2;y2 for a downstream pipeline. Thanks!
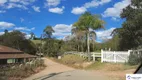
71;0;111;15
20;18;24;22
96;27;116;41
71;7;87;15
0;21;15;29
84;0;111;8
1;0;36;10
48;6;65;14
9;0;20;2
6;3;28;9
0;0;7;4
9;0;36;5
102;0;131;19
0;10;6;13
53;24;72;37
32;6;40;12
14;27;35;31
45;0;60;7
25;34;31;39
0;32;4;35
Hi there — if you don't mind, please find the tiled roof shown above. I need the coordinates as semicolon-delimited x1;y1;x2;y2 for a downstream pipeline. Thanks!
0;53;37;59
0;45;22;53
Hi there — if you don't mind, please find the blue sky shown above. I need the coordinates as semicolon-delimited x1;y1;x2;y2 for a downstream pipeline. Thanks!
0;0;131;42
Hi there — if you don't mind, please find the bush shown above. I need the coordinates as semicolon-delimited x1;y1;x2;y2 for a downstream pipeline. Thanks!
128;51;142;65
0;59;45;80
61;54;86;64
55;54;87;68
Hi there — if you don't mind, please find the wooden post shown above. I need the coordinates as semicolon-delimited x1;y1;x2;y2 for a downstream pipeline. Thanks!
93;53;95;62
101;49;103;63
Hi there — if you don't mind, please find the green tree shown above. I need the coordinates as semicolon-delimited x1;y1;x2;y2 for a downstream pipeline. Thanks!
43;39;63;57
4;29;8;35
43;25;55;39
112;0;142;50
30;32;35;40
0;30;36;55
73;12;105;61
71;28;86;51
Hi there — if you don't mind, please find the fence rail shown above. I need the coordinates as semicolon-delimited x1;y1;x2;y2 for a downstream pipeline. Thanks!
64;48;142;63
101;50;132;63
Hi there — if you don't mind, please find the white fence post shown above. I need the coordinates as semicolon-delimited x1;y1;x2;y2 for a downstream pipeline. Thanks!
101;49;103;63
128;50;132;56
93;53;95;62
114;51;117;63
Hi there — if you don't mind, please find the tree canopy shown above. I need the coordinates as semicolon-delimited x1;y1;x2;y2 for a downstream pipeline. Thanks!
73;12;105;61
0;30;36;55
43;25;55;39
112;0;142;50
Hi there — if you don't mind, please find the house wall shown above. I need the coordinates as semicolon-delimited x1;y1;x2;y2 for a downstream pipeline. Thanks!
7;59;15;63
0;59;7;64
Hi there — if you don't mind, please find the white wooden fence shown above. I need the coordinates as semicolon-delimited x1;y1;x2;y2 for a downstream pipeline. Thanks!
64;49;142;63
101;50;132;63
78;52;101;61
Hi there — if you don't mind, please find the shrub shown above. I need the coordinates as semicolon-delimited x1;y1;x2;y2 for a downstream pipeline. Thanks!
56;54;87;68
0;59;45;80
61;54;86;64
128;51;142;65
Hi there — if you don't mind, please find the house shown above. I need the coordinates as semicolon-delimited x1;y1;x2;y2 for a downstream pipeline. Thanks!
0;45;37;65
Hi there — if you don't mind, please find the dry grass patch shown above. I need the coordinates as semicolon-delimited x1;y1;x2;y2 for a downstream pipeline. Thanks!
0;59;46;80
86;62;137;71
52;54;89;69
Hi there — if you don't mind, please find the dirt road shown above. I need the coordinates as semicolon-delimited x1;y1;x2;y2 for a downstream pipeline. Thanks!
24;58;110;80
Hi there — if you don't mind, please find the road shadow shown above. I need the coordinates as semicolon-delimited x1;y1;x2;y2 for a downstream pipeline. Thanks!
33;70;75;80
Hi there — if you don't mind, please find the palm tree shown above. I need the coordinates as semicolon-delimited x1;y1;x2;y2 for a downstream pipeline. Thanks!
43;25;55;39
73;12;105;61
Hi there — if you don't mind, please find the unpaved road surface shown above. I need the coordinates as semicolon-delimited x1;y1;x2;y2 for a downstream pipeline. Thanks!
24;58;110;80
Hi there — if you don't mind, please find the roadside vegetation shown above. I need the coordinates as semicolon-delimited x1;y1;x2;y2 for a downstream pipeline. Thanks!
0;59;45;80
85;62;137;71
52;54;88;69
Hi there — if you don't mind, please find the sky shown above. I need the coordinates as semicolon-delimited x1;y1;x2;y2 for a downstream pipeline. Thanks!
0;0;131;42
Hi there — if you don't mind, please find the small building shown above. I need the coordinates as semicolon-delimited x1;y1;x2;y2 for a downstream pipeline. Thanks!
0;45;37;65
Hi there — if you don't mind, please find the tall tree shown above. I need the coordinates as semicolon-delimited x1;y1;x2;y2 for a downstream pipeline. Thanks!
73;12;105;61
43;25;55;39
90;31;96;51
112;0;142;50
30;32;35;40
4;29;8;35
0;30;36;55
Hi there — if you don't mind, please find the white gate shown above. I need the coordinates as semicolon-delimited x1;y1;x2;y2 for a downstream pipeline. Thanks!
101;50;131;63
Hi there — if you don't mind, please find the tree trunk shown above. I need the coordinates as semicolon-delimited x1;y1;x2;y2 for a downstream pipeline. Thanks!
87;32;91;61
93;40;95;51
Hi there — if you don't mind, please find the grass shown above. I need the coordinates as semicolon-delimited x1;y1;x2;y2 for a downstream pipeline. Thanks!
31;40;42;44
52;54;87;69
85;62;138;71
